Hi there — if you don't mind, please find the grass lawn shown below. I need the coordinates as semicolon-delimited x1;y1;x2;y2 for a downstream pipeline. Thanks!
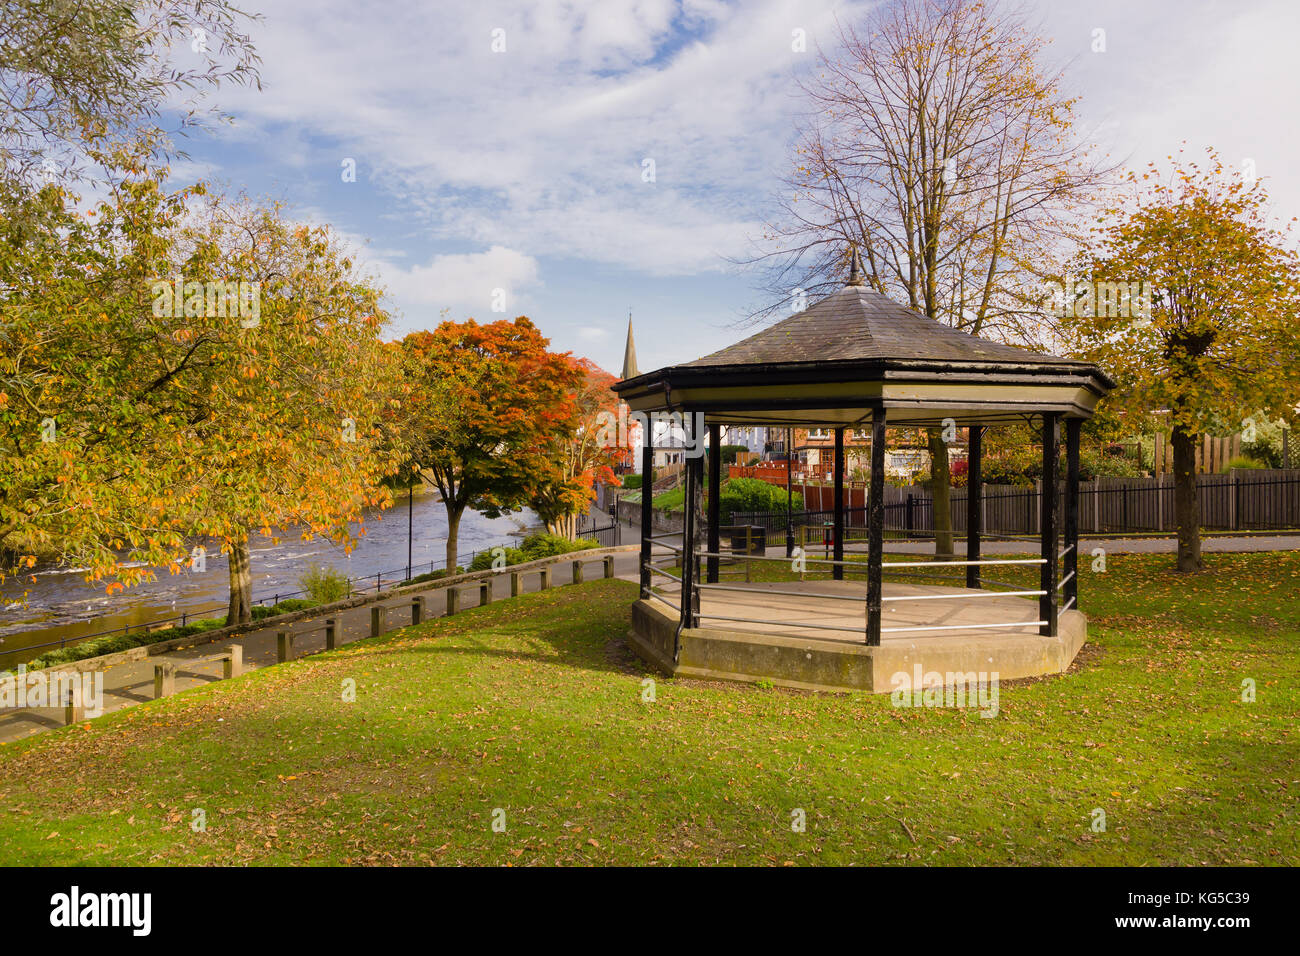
0;551;1296;866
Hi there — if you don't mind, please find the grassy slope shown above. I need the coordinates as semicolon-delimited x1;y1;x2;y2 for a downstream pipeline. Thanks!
0;552;1296;866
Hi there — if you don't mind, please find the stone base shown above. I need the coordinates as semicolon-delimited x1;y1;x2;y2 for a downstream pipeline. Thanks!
628;592;1087;694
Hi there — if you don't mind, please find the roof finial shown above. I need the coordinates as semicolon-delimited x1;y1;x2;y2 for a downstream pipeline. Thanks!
846;243;865;287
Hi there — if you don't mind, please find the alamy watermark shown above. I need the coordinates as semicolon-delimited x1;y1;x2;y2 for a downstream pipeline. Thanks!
49;886;150;936
1044;275;1152;320
150;277;261;327
890;665;999;718
1;666;104;717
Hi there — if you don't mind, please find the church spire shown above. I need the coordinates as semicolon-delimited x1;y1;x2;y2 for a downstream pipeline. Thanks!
621;311;639;380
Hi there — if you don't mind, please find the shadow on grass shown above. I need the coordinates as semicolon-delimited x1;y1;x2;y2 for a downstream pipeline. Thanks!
326;578;650;680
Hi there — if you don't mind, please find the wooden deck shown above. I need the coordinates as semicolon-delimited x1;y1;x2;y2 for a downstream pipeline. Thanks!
691;580;1044;643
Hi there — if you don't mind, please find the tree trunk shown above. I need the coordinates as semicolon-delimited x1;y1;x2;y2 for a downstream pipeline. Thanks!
927;428;954;557
445;504;462;572
226;535;253;625
1171;425;1203;571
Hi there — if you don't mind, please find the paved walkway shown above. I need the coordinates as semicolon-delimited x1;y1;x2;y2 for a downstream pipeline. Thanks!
639;522;1300;556
826;533;1300;556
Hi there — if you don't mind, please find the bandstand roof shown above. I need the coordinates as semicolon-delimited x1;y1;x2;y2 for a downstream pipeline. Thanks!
612;255;1115;428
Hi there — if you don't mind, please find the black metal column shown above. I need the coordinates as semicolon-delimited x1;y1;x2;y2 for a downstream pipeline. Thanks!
706;422;720;584
966;426;982;589
833;426;844;581
1040;412;1060;637
866;408;886;646
639;435;653;598
1064;417;1081;612
678;415;702;633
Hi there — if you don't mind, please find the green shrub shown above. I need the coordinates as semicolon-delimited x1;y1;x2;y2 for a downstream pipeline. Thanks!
465;533;599;572
468;547;525;572
273;598;318;613
1086;449;1144;479
1222;456;1265;472
1241;442;1281;468
619;473;643;490
718;477;803;523
409;567;462;584
251;598;320;621
13;614;229;674
520;532;598;560
298;562;351;604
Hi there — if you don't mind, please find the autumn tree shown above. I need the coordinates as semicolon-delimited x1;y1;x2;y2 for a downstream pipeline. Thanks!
400;318;580;570
0;0;260;187
530;356;621;539
1067;150;1300;571
0;149;198;584
757;0;1107;556
0;164;402;620
158;193;403;622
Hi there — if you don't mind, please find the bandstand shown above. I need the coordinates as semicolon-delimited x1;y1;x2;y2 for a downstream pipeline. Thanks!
611;250;1115;693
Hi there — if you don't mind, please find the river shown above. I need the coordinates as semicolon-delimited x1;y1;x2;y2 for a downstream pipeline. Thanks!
0;489;539;668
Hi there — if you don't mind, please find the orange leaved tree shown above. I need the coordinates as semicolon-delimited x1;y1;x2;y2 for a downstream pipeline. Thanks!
529;356;621;539
400;318;580;570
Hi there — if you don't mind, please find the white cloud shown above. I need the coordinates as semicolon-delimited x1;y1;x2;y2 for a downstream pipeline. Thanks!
202;0;856;274
175;0;1300;342
369;245;541;325
1038;0;1300;220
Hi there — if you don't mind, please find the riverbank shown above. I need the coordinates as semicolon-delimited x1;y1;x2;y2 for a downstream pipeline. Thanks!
0;545;644;744
0;491;540;668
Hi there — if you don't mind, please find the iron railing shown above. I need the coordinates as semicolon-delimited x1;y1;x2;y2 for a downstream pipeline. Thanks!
3;537;521;665
641;545;1059;646
732;473;1300;537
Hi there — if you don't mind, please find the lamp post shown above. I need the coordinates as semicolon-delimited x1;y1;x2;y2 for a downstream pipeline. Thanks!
407;477;414;581
786;426;794;558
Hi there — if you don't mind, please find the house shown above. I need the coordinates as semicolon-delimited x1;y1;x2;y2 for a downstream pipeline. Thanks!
791;426;948;480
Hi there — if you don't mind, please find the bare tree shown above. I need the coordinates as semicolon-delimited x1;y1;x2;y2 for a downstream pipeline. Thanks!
752;0;1110;556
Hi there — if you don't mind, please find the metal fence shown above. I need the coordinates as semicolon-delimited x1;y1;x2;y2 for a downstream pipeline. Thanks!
2;537;524;666
576;513;621;547
733;471;1300;538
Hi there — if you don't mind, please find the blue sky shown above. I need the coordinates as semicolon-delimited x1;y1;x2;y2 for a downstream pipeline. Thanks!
172;0;1300;376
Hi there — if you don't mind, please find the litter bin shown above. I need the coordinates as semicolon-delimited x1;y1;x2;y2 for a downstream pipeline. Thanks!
728;525;766;555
